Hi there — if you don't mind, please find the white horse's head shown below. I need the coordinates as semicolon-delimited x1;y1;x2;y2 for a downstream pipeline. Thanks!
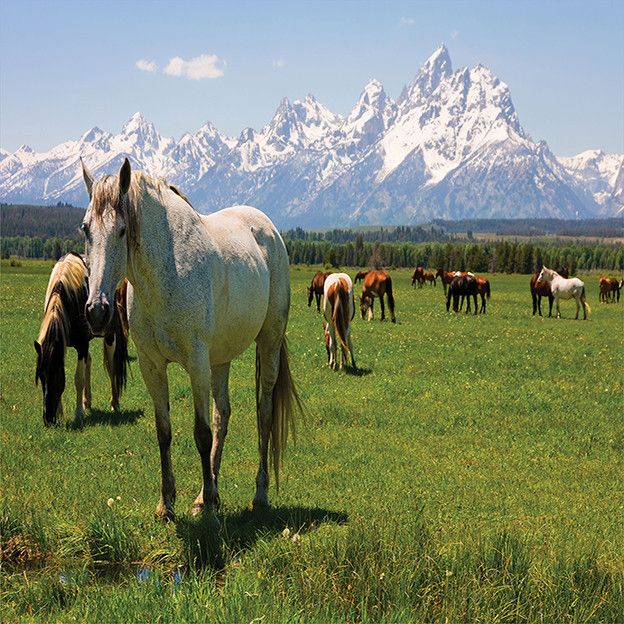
81;158;132;335
536;266;553;285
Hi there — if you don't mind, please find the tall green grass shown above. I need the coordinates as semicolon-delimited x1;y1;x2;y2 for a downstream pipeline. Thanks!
1;260;622;622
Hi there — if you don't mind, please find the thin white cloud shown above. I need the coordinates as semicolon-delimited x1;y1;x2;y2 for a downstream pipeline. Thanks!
272;58;285;69
136;59;157;73
163;54;225;80
400;16;415;26
451;30;460;39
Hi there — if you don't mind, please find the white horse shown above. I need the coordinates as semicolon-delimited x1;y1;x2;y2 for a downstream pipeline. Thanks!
536;266;590;320
322;273;356;370
80;158;300;520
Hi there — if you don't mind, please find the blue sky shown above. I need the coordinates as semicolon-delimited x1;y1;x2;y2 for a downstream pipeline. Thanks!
1;0;622;156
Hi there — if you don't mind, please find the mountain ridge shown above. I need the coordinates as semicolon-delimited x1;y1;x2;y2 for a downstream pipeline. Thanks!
1;45;622;225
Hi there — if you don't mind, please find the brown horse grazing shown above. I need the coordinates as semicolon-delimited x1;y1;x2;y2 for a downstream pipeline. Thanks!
530;267;568;316
599;277;621;303
422;272;437;287
447;274;477;314
354;270;369;284
475;276;490;313
359;270;396;323
34;253;130;427
307;271;332;312
323;273;356;370
411;266;424;287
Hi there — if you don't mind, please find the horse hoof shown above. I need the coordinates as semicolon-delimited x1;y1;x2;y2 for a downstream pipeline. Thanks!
252;496;270;511
155;504;175;522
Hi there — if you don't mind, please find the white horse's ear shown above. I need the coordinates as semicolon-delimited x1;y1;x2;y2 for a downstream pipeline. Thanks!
81;157;94;198
119;158;132;195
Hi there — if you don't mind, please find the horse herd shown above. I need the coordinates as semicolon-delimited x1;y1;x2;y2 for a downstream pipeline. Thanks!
31;159;620;524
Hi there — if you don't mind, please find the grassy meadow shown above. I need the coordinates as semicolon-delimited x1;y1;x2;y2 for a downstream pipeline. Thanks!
1;259;623;622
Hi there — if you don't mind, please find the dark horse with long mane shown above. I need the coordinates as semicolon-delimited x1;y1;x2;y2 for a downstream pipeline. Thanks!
447;273;477;314
307;271;332;312
359;270;396;323
34;253;129;427
530;267;568;316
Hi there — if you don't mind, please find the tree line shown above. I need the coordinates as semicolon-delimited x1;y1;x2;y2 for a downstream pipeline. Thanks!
3;236;621;273
284;239;623;273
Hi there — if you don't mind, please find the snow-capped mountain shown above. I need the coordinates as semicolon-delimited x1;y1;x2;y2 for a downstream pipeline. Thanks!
1;45;621;225
558;150;624;215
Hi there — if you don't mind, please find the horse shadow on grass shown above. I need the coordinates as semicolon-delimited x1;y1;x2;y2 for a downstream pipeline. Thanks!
176;505;348;571
344;365;372;377
80;408;144;427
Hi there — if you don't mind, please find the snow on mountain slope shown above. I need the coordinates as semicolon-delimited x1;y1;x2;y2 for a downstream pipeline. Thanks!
0;46;620;224
558;150;624;213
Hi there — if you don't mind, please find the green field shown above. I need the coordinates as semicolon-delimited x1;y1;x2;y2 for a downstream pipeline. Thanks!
1;260;623;622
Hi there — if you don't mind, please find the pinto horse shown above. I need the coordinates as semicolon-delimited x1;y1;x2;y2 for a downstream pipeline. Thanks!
446;273;477;314
411;266;424;287
81;158;301;520
307;271;331;312
322;273;356;370
536;267;590;320
34;253;129;427
530;267;568;316
359;270;396;323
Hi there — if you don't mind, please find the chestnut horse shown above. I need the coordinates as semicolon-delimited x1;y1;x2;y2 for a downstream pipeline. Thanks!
475;277;491;313
530;267;568;316
422;272;437;287
599;277;621;303
308;271;332;312
359;270;396;323
436;269;458;295
411;266;424;287
354;271;369;284
322;273;356;370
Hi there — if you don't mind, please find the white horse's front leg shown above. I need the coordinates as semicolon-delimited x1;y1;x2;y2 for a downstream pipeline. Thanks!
73;357;86;428
138;349;175;521
555;296;561;318
103;336;119;411
189;352;217;517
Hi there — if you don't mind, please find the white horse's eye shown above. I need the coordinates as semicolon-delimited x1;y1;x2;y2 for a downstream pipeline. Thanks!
119;226;126;238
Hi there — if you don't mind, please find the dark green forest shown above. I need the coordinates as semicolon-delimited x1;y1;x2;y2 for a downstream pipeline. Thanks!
1;204;622;272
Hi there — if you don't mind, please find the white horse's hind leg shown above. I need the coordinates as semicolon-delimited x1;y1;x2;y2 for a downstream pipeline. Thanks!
575;295;580;320
253;335;282;509
138;349;175;521
73;357;86;428
210;363;231;497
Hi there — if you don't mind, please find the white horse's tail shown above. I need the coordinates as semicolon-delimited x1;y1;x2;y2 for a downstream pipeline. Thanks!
582;286;591;315
256;338;302;490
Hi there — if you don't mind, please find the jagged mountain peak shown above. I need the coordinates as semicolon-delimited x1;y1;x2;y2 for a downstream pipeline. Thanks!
400;43;453;106
1;46;620;222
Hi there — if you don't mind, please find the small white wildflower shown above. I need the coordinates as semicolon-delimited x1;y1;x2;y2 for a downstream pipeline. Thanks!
107;498;115;508
282;527;291;538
